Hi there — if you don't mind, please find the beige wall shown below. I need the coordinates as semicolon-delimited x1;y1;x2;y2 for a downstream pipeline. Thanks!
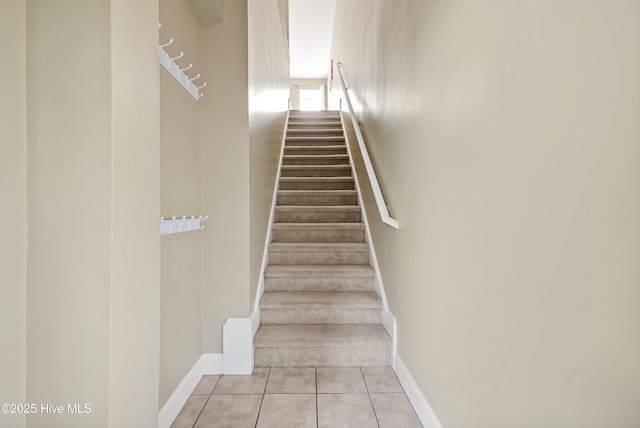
23;1;160;426
159;0;204;407
26;2;112;425
248;0;290;307
201;0;251;352
0;1;26;428
199;0;289;352
290;78;328;110
331;1;640;427
109;0;161;425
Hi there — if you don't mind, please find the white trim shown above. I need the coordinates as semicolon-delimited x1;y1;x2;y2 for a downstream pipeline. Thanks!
222;318;254;374
251;110;291;334
202;353;223;375
158;353;222;428
340;109;396;361
394;355;444;428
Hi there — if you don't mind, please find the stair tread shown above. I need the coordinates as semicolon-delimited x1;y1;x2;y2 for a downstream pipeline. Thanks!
270;242;368;251
261;291;381;309
279;176;353;181
254;324;390;347
278;190;356;195
265;264;374;277
281;165;351;169
272;223;363;230
275;205;360;212
283;154;348;159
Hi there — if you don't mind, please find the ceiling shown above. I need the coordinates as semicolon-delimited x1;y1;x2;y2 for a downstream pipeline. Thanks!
289;0;337;79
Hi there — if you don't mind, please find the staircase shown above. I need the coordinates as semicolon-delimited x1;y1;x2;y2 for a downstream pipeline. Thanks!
253;110;391;367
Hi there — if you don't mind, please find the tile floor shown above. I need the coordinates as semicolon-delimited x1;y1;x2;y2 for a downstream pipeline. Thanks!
171;366;422;428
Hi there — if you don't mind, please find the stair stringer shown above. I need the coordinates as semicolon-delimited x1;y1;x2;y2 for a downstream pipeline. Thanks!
250;110;291;338
339;110;397;366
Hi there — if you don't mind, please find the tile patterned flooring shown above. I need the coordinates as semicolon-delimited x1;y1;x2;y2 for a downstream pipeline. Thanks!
171;366;422;428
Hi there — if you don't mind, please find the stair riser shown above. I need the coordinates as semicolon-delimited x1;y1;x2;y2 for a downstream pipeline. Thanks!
272;229;364;242
254;347;390;367
288;123;342;129
284;147;346;156
279;180;354;191
269;250;369;265
278;194;357;206
275;210;361;223
261;308;381;325
282;157;349;166
287;127;342;137
286;139;345;146
265;276;374;292
281;167;351;177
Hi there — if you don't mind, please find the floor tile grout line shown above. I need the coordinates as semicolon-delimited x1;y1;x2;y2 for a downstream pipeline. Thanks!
315;367;319;428
254;367;271;428
361;367;382;428
189;374;220;428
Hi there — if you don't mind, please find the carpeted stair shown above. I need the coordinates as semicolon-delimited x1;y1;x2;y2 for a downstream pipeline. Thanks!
253;110;391;367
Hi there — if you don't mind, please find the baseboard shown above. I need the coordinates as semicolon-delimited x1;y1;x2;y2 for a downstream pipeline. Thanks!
339;109;396;356
222;318;254;374
381;310;397;366
393;355;444;428
158;353;223;428
251;110;291;332
203;353;223;375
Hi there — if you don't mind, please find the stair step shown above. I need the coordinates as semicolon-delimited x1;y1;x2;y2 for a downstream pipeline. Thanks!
282;154;349;166
264;264;375;292
254;324;391;367
277;190;357;206
272;223;364;242
286;136;345;146
269;242;369;265
274;206;361;223
260;291;381;324
288;121;342;128
283;145;346;156
281;165;352;177
287;128;344;135
279;177;354;191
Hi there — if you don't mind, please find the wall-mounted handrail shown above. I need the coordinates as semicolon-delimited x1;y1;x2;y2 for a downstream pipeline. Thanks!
336;62;399;229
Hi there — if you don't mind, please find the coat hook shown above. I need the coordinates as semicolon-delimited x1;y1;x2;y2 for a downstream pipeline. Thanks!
180;63;193;72
189;73;201;82
196;82;207;90
169;52;184;61
160;38;173;48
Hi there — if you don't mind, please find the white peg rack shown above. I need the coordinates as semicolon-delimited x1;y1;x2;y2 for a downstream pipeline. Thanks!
158;33;207;100
160;215;208;236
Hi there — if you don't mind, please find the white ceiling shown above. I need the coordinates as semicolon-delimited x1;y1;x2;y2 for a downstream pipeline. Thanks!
289;0;337;79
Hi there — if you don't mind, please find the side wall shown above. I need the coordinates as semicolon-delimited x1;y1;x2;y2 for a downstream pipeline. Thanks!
159;0;204;407
25;1;161;426
331;1;640;427
248;0;289;309
26;2;112;425
0;1;26;427
201;0;251;352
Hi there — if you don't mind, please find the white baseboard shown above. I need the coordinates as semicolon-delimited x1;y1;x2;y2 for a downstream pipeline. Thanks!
158;353;223;428
203;353;223;375
381;310;397;366
222;318;254;374
393;355;444;428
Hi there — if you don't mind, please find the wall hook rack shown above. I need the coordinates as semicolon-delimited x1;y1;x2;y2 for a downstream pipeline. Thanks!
158;28;206;101
160;215;208;236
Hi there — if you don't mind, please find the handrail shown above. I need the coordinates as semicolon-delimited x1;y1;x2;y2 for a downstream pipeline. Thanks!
336;62;399;229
